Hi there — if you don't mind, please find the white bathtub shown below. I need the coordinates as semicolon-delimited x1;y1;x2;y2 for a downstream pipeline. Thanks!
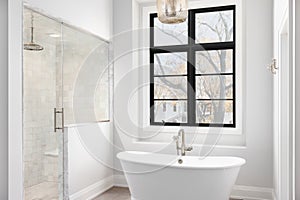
117;151;246;200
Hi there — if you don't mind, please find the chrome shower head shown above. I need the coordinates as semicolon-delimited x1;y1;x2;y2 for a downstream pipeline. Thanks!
24;42;44;51
24;15;44;51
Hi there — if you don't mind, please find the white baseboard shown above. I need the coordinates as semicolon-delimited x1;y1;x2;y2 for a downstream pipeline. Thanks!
231;185;274;200
113;175;274;200
69;176;114;200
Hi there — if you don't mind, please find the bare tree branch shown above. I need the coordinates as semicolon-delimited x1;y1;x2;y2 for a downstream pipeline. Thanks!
199;22;217;33
196;12;234;122
201;80;213;99
197;51;221;74
219;13;228;40
155;23;188;44
154;13;234;123
155;54;187;96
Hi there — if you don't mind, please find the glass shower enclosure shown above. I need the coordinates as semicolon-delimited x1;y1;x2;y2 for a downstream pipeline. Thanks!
23;7;110;200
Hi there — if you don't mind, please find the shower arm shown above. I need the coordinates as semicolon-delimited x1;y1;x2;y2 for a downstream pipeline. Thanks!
30;27;34;43
30;14;34;43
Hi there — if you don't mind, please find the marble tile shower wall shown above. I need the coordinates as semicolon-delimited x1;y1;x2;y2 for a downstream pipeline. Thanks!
23;43;58;187
41;44;63;183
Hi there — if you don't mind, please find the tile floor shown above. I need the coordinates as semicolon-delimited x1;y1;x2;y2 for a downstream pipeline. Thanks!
93;187;131;200
94;187;245;200
25;181;58;200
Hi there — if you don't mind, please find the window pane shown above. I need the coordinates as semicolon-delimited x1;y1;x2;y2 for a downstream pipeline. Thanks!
154;101;187;123
195;10;233;43
154;17;188;46
154;77;187;99
196;75;233;99
154;52;187;75
196;50;233;74
196;100;233;124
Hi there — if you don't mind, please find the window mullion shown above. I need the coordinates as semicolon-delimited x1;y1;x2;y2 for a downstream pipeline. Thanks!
187;49;196;125
150;51;155;124
187;10;196;125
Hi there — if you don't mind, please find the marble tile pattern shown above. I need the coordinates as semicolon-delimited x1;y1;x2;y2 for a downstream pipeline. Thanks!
23;9;63;197
23;44;59;188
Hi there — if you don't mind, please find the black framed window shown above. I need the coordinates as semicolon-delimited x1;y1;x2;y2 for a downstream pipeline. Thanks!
150;5;236;127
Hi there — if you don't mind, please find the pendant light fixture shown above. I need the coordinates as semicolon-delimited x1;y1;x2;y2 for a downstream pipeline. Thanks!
157;0;188;24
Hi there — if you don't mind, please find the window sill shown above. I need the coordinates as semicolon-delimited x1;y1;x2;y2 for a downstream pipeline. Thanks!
132;139;247;150
137;125;245;147
141;125;243;136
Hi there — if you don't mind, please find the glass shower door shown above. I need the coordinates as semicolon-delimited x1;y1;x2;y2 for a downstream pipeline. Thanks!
23;8;64;200
23;7;111;200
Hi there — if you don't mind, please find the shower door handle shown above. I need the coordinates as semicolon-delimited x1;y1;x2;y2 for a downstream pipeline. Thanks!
54;108;64;133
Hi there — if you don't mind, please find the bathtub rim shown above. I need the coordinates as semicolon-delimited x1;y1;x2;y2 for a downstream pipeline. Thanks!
117;151;246;170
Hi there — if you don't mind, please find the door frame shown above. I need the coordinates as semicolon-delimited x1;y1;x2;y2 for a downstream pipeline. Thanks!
293;0;299;198
290;0;296;198
273;1;296;199
274;12;289;199
8;0;23;199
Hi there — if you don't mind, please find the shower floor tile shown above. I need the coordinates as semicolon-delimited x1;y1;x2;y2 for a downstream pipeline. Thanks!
25;181;58;200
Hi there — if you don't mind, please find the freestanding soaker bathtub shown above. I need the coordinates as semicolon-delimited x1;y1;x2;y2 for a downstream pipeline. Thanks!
117;151;246;200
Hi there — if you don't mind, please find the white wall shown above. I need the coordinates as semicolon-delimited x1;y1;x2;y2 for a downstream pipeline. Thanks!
0;0;8;198
112;0;136;178
25;0;113;40
68;123;114;199
113;0;274;191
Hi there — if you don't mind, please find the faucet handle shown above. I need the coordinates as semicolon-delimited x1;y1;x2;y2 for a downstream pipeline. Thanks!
185;146;193;152
172;136;179;141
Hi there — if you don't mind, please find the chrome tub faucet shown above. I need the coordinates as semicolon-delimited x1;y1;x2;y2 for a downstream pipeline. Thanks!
173;129;193;156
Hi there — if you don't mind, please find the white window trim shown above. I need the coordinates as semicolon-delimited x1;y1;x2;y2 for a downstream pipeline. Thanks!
134;0;246;139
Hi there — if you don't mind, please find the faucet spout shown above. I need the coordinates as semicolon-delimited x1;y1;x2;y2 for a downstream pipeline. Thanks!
175;129;193;156
178;129;186;156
